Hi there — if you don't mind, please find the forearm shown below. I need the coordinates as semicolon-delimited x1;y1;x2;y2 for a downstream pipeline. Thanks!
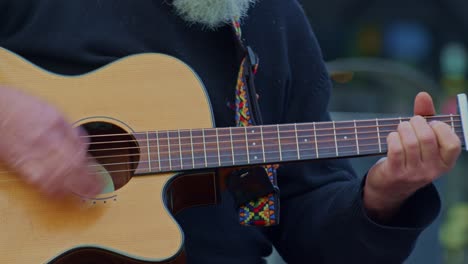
269;163;441;263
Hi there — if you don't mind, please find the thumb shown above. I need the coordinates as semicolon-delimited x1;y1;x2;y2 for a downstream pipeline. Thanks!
414;91;436;116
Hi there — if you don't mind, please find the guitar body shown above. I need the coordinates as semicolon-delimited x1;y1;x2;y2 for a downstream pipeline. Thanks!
0;47;220;263
1;45;466;264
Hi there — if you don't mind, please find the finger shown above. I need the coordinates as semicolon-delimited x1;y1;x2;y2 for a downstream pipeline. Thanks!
14;158;43;185
63;169;97;197
398;121;421;168
15;151;70;197
64;158;104;198
16;159;69;197
386;132;404;171
430;121;462;170
39;156;80;197
39;175;69;198
52;115;86;152
35;123;78;191
71;124;90;149
38;136;93;197
414;92;436;116
410;116;439;162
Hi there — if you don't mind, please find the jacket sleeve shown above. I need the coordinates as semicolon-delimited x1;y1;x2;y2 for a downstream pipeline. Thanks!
265;1;441;263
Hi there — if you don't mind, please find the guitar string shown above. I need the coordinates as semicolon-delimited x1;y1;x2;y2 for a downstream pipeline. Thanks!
0;144;400;180
0;128;464;172
0;129;464;178
80;117;463;145
0;116;464;177
0;142;458;181
77;114;463;140
87;130;465;169
82;126;464;155
79;120;464;149
80;127;462;161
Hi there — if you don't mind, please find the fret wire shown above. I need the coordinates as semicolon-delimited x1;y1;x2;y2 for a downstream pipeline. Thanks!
250;128;259;162
354;120;360;155
261;125;266;162
81;114;461;140
313;122;319;158
88;132;468;171
216;128;221;166
262;126;279;163
146;131;152;171
94;126;464;166
244;126;250;164
88;115;464;163
114;141;386;166
143;136;374;159
294;123;300;159
276;123;460;139
94;125;465;160
376;118;382;153
81;147;388;174
111;124;461;173
451;114;455;132
190;129;195;169
156;132;161;170
202;128;207;167
81;115;463;143
178;130;183;169
249;141;388;160
88;117;463;149
230;127;235;165
275;129;462;148
332;121;338;157
166;131;172;170
277;124;283;161
83;139;468;174
95;144;394;174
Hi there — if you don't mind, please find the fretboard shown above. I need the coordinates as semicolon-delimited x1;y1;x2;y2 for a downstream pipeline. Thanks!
130;115;465;174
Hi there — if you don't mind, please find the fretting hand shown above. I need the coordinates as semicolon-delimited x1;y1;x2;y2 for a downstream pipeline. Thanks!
364;92;462;221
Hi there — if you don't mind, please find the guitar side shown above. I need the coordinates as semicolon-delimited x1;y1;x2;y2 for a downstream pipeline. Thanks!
0;47;216;263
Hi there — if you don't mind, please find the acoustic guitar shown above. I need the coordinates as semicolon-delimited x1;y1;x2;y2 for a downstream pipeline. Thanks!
0;47;466;263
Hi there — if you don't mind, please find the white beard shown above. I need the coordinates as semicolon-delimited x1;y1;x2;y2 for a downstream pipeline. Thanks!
172;0;257;30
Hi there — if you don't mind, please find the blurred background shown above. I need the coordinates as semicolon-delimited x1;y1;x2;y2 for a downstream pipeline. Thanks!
269;1;468;264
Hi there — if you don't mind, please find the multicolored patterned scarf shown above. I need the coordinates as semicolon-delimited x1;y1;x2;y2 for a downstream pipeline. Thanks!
231;19;279;227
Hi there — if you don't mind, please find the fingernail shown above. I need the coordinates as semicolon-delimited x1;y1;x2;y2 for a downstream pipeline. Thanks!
429;120;440;126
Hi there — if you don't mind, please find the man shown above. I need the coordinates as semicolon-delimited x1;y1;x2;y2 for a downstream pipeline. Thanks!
0;0;462;263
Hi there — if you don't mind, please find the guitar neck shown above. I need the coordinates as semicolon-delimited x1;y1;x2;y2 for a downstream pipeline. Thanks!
132;114;466;175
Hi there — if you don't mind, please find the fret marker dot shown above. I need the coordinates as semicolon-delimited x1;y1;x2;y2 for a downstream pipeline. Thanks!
253;142;256;146
344;136;348;140
252;130;255;133
304;139;308;142
254;156;258;160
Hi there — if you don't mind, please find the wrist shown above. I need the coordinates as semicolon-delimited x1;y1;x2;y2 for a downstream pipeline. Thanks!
362;183;406;224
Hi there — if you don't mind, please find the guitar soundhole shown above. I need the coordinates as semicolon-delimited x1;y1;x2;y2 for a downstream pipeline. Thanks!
81;122;139;193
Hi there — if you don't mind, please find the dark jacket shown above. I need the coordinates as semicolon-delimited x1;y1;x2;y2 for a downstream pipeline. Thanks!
0;0;440;263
